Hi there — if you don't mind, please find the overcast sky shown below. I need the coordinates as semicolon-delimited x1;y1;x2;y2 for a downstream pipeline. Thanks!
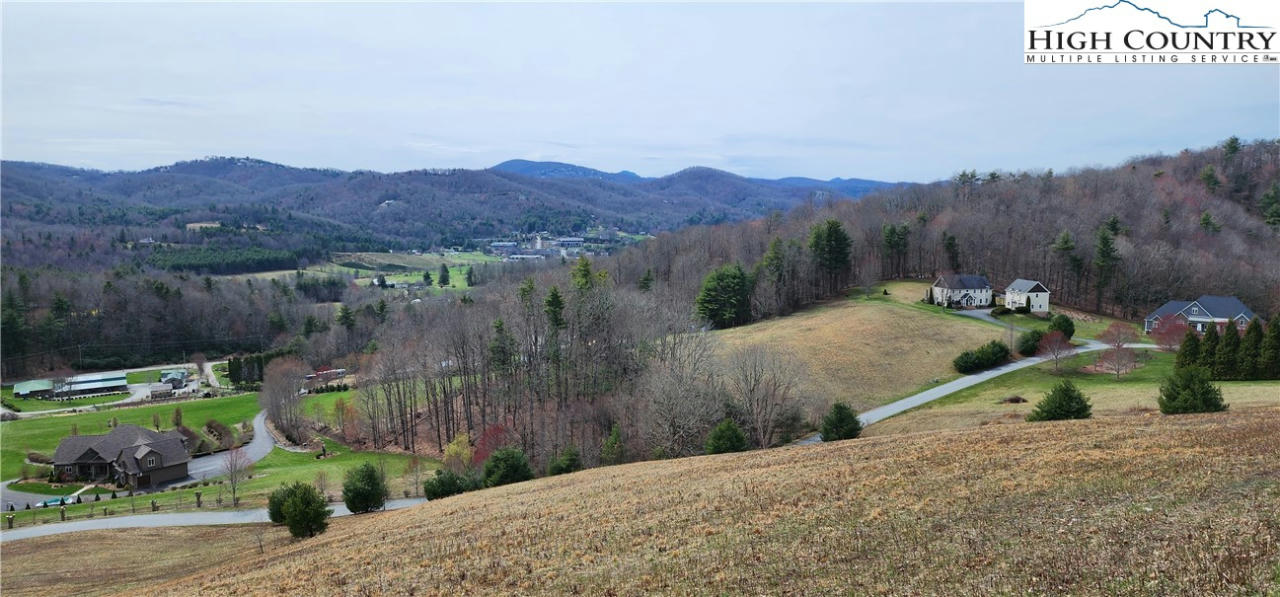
2;2;1277;182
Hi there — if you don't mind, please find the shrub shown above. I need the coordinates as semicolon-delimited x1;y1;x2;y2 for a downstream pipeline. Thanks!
1158;366;1227;414
1026;380;1092;421
423;469;482;500
1048;314;1076;340
267;485;292;523
281;482;331;538
954;341;1012;373
1017;330;1045;357
547;445;583;475
26;451;51;465
483;447;534;488
821;402;863;441
705;419;748;455
342;462;388;514
991;306;1012;316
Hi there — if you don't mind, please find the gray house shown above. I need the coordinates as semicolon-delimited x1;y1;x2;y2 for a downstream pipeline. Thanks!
930;274;993;308
53;424;190;488
1144;295;1258;334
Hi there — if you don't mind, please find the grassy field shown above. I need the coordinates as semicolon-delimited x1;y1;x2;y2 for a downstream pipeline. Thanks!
29;408;1272;595
715;281;1005;412
867;349;1280;437
992;306;1138;340
126;368;192;384
3;392;129;413
225;251;498;285
1;525;296;596
0;394;260;480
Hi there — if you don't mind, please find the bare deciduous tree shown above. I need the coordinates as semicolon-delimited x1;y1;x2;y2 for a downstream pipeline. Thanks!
1038;330;1073;374
724;345;800;448
1098;322;1139;379
640;329;723;458
222;446;252;508
261;357;309;444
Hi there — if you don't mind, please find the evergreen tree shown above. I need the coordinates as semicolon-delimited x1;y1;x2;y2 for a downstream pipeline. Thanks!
336;304;356;331
943;232;962;272
422;270;433;286
1214;324;1240;380
1260;183;1280;228
1237;318;1264;380
1048;314;1075;341
1092;227;1119;312
820;403;862;441
483;447;534;487
1175;329;1201;371
1199;211;1221;233
1260;321;1280;379
1199;165;1220;192
1104;215;1122;236
547;445;582;475
600;424;625;465
638;268;654;292
705;419;749;454
464;266;475;287
374;299;388;323
809;219;852;293
281;482;332;538
437;264;450;287
1199;325;1219;371
1026;380;1092;422
341;462;388;514
694;264;753;329
1223;135;1241;159
1158;366;1227;414
544;286;566;330
570;255;597;291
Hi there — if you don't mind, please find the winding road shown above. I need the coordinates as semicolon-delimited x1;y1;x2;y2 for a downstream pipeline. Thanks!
0;497;427;542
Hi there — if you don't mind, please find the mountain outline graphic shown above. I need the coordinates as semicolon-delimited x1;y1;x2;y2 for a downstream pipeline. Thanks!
1044;0;1270;29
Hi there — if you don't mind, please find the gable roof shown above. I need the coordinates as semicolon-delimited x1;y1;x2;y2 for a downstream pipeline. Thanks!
935;274;991;290
1006;279;1048;293
1193;295;1255;320
1146;300;1191;321
116;437;189;474
53;424;189;467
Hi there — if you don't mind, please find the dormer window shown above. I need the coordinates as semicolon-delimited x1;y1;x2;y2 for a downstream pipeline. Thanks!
146;456;156;468
1191;307;1199;314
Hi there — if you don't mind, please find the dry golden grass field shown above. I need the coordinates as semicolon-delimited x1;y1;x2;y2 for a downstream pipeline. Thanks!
10;407;1277;596
716;281;1004;411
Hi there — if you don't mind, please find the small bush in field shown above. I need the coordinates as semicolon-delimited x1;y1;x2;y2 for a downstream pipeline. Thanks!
423;469;482;500
705;420;748;454
821;403;862;441
547;445;583;475
1017;330;1045;357
483;447;534;488
342;462;388;514
1158;366;1227;414
1026;380;1092;421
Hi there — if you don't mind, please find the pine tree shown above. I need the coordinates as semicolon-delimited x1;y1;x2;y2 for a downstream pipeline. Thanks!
1026;380;1092;422
820;403;862;441
1092;227;1119;312
637;268;654;292
1213;324;1239;380
336;304;355;331
694;264;753;329
341;462;388;514
464;266;475;287
1048;314;1076;340
705;419;748;454
1199;325;1219;371
422;270;433;286
282;482;332;538
1175;329;1200;371
543;286;566;330
600;424;625;465
1223;135;1241;159
1237;318;1264;380
1199;165;1220;192
809;219;852;294
1260;321;1280;379
1158;366;1227;414
437;264;450;288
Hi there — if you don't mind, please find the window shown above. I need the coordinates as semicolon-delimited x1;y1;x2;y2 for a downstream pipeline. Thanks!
146;457;155;468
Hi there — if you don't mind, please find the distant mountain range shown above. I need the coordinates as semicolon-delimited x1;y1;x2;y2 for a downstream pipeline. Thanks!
0;157;900;267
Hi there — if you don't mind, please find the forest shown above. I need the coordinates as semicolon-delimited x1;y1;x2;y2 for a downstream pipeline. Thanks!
3;139;1278;472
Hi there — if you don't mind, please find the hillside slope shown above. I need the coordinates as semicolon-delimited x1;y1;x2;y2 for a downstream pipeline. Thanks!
77;408;1277;596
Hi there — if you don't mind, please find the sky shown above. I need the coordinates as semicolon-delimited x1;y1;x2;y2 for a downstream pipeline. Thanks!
2;1;1277;182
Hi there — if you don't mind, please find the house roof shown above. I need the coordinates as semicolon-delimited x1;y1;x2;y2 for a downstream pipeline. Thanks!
1006;279;1049;293
935;274;991;290
1145;296;1256;322
53;424;189;468
116;437;188;474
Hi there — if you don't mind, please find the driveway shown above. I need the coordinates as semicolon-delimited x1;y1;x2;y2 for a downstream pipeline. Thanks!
794;340;1156;445
0;497;428;542
185;411;272;481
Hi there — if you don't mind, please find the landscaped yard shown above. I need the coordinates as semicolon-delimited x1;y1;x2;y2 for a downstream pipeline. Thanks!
866;349;1280;436
0;393;261;481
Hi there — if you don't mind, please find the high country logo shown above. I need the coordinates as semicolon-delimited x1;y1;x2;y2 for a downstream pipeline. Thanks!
1025;0;1280;64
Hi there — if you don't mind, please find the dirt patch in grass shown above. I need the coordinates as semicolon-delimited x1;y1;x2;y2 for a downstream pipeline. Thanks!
716;292;1003;411
1;524;293;596
70;410;1278;596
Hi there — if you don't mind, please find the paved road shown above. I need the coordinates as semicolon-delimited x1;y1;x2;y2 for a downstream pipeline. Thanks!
0;497;428;542
794;339;1157;445
186;411;272;480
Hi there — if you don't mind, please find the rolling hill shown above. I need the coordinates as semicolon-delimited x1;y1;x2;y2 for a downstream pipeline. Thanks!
6;408;1277;595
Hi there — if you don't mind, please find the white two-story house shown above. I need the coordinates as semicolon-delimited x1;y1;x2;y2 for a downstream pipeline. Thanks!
1004;279;1051;313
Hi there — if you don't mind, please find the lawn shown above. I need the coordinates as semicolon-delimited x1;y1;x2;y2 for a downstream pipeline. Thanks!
866;349;1280;436
991;307;1138;340
302;389;355;425
3;392;129;413
0;393;261;481
93;409;1280;596
211;363;231;387
715;280;1005;412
